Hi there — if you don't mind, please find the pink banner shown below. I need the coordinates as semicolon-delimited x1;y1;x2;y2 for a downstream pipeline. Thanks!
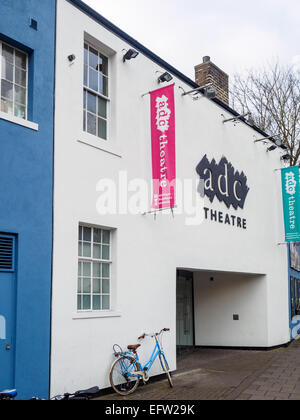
150;84;176;210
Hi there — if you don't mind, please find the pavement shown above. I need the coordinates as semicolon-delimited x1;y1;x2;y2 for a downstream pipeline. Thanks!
97;340;300;401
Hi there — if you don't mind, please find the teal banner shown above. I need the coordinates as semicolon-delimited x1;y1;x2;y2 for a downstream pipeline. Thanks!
281;166;300;243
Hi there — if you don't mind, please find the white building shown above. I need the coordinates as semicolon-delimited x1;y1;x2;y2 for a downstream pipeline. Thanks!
51;0;290;396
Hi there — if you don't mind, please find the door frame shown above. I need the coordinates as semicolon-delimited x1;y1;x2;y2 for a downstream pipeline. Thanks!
176;269;196;349
0;233;17;389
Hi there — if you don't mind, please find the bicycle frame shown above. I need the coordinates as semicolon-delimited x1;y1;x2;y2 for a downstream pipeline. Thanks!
123;336;167;379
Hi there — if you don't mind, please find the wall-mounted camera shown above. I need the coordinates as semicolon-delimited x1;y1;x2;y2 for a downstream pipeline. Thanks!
68;54;76;63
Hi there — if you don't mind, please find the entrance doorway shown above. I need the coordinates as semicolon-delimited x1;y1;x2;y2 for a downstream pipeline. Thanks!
176;270;195;350
0;235;16;390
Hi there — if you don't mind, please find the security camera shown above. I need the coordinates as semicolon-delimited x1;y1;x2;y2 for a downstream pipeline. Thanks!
68;54;76;62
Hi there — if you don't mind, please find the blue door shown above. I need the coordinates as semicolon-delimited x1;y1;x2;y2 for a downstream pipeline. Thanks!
0;235;16;390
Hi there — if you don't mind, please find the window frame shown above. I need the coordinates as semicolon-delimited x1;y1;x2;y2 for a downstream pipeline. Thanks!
0;41;28;121
83;42;110;141
77;225;112;313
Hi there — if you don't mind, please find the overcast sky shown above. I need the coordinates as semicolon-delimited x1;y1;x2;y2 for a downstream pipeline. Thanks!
84;0;300;80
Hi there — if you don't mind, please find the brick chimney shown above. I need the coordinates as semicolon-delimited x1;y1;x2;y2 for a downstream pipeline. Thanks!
195;56;229;104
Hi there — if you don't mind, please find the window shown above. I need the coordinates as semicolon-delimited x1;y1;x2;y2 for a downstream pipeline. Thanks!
0;42;28;120
83;43;109;140
291;277;300;318
290;243;300;272
291;277;295;317
77;225;111;311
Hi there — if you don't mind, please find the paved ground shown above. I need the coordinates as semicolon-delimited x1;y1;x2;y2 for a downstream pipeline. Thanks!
97;340;300;400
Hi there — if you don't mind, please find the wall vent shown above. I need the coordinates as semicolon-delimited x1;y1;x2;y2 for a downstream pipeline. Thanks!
0;235;15;272
30;19;38;31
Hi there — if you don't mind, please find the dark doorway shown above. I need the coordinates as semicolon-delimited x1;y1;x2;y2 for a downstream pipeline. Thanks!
176;270;195;352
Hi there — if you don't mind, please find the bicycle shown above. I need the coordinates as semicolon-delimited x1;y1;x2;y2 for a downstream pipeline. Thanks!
0;386;99;401
109;328;173;396
50;386;100;400
0;389;17;400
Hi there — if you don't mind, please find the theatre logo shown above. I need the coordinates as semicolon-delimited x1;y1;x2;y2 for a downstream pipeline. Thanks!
285;171;296;196
196;155;250;229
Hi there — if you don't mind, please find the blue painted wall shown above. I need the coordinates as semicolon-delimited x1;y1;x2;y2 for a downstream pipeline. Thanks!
288;246;300;340
0;0;56;399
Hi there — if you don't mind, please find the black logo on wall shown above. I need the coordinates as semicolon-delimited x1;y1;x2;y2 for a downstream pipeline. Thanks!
196;155;250;210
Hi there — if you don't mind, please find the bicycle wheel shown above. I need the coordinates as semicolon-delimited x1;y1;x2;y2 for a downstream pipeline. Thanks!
109;356;141;396
159;353;173;388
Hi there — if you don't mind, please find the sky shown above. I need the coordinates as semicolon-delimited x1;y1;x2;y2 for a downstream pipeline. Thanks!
83;0;300;80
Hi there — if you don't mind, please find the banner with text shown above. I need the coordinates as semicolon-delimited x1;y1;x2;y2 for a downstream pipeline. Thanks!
281;166;300;242
150;84;176;209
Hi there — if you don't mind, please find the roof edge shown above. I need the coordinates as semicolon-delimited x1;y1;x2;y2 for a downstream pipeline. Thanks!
67;0;286;150
67;0;198;89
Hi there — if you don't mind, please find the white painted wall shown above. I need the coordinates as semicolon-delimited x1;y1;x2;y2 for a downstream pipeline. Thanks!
51;0;290;396
194;271;268;347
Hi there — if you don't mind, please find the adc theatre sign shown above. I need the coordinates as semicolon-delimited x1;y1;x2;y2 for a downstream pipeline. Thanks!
196;155;250;229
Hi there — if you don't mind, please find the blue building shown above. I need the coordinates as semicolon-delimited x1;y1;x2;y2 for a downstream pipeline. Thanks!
289;244;300;339
0;0;56;399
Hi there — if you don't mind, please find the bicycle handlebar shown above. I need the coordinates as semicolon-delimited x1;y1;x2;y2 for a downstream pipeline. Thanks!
138;334;146;340
138;328;170;340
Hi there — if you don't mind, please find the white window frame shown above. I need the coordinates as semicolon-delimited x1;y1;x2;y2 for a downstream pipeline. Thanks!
0;41;28;120
83;42;110;141
77;225;112;312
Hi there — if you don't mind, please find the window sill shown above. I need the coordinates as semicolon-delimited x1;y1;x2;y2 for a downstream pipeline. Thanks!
73;311;122;320
78;132;122;158
0;111;39;131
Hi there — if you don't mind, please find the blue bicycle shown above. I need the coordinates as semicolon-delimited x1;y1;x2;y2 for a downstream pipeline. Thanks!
110;328;173;396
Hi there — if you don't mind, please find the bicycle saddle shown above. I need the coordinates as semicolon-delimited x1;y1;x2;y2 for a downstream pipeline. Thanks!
75;387;100;396
127;344;141;352
0;389;17;398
